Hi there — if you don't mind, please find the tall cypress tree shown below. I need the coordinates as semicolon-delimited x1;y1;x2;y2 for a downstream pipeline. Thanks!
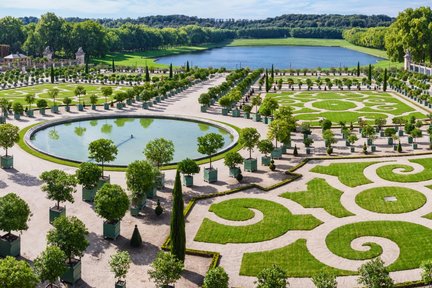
265;70;270;92
271;64;274;80
357;61;360;77
85;55;89;75
170;170;185;261
383;68;388;92
145;66;150;82
112;59;115;73
169;63;173;79
368;64;372;82
50;64;54;84
186;61;190;72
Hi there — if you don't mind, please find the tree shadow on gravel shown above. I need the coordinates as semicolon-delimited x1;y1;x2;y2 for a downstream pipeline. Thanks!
7;171;42;186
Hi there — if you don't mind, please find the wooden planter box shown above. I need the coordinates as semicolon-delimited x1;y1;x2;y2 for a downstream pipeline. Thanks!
26;109;34;117
408;136;413;144
243;112;250;119
232;109;240;117
103;220;121;240
65;106;71;112
145;186;157;199
51;106;59;113
1;155;13;169
126;99;132;105
183;175;194;187
350;147;355;153
387;138;393;145
82;187;97;202
77;104;84;111
229;167;241;178
204;168;218;183
50;206;66;224
155;173;165;190
13;113;20;120
40;108;46;115
91;104;97;110
61;260;82;284
252;113;261;122
244;158;257;172
116;103;123;110
142;102;149;109
261;156;271;166
413;143;418;149
271;148;283;159
0;234;20;257
115;280;127;288
221;108;228;116
104;103;110;110
200;105;207;112
0;116;5;124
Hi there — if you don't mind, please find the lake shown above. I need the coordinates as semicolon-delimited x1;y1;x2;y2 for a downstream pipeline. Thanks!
156;46;383;69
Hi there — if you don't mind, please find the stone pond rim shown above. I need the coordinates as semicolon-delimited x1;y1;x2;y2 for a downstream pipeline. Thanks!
23;114;239;168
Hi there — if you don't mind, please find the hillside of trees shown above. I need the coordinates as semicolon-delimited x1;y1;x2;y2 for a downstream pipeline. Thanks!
0;13;394;59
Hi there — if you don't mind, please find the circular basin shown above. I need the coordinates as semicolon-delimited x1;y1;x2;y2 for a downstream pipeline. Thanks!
25;115;237;167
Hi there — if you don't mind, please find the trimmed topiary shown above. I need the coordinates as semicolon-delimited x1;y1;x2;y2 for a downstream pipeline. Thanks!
155;199;163;216
293;145;298;156
130;225;142;248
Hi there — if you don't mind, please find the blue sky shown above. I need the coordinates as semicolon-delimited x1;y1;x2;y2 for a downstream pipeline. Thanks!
0;0;430;19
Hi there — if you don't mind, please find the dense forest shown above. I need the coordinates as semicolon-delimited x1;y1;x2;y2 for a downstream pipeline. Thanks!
0;13;394;59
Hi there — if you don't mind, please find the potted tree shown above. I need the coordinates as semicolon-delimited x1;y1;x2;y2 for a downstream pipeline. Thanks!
197;133;225;183
148;252;184;288
347;134;359;152
126;160;158;214
109;251;131;288
411;128;422;149
47;216;89;284
63;97;72;112
0;193;31;257
0;257;38;287
384;128;397;146
90;94;98;110
94;184;129;240
218;96;232;116
34;246;67;288
177;158;200;187
304;137;314;154
37;99;48;115
40;169;77;223
74;85;86;111
199;93;211;112
242;104;252;119
101;86;113;110
267;119;289;159
12;102;23;120
76;162;103;202
363;125;377;151
88;138;118;185
24;93;35;117
224;151;244;178
251;95;262;122
144;138;175;190
239;128;260;172
48;88;59;113
258;139;274;166
323;129;336;155
0;123;19;169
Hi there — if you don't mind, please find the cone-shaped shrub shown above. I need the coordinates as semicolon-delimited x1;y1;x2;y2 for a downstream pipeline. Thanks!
170;170;185;261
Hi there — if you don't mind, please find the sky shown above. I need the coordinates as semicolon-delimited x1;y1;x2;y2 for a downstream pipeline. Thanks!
0;0;430;19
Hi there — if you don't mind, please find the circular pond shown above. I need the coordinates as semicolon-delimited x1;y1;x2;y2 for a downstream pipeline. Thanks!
26;116;237;166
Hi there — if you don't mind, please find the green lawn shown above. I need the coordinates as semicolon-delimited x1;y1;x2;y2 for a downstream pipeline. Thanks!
194;198;322;244
240;239;351;277
355;187;426;214
0;83;128;106
376;158;432;182
269;91;427;125
228;38;402;68
281;178;354;218
310;162;377;187
93;43;225;68
326;221;432;272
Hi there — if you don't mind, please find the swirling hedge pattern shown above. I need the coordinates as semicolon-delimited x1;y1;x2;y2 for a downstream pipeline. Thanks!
326;221;432;271
194;198;322;244
376;158;432;183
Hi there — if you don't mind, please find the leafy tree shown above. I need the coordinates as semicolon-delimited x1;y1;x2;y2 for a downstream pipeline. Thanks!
239;127;261;159
101;87;113;104
144;138;175;169
0;256;39;288
0;193;31;236
255;265;289;288
109;251;131;284
88;139;118;176
34;246;67;288
63;97;72;107
312;271;337;288
323;129;336;148
24;93;35;109
224;151;244;168
170;170;185;261
203;266;229;288
268;119;290;148
0;16;26;51
251;95;262;113
0;123;19;156
374;118;386;131
75;162;102;190
357;258;394;288
12;102;23;115
94;184;129;222
421;260;432;286
47;216;89;263
40;169;77;209
177;158;200;176
148;251;184;288
197;133;225;169
74;85;86;105
126;160;157;205
258;139;274;157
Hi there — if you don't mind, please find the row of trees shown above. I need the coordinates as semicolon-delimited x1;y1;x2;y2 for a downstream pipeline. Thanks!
0;13;236;58
343;27;387;49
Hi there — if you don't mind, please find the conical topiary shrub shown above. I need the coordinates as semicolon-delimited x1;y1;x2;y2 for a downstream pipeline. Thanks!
397;141;402;153
130;225;142;248
293;145;298;156
155;200;163;216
